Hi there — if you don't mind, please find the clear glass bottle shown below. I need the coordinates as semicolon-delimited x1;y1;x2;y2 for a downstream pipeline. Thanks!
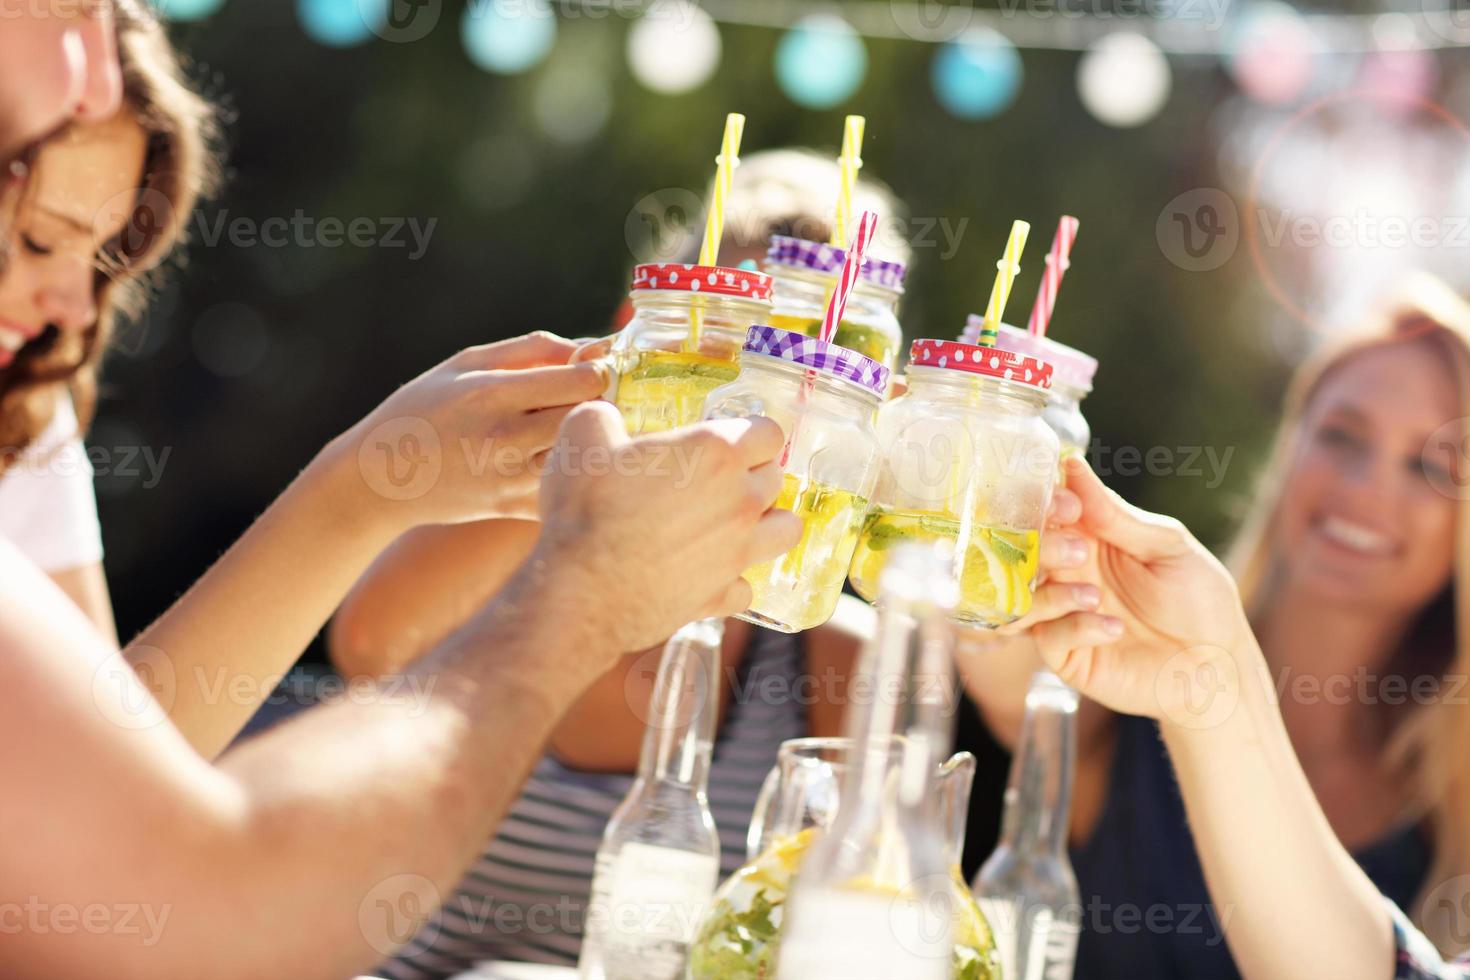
764;235;906;373
775;545;999;980
703;325;888;633
967;318;1099;459
608;263;773;434
850;339;1060;627
974;670;1082;980
579;619;724;980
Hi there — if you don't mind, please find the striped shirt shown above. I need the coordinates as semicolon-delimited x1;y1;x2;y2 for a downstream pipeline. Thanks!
382;627;806;978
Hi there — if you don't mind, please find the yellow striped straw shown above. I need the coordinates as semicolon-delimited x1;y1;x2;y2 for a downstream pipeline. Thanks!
686;112;745;353
830;115;866;247
977;220;1031;347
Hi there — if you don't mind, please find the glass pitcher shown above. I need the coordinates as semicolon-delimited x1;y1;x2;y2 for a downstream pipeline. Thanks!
687;737;998;980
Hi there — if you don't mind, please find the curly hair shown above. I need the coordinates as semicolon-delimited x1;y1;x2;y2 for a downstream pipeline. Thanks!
0;0;219;473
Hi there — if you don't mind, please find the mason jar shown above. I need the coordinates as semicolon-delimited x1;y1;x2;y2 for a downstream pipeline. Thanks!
979;317;1099;458
849;339;1059;628
704;325;889;633
608;263;773;434
762;235;906;375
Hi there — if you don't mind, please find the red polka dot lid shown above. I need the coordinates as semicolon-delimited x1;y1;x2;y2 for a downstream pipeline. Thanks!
631;263;773;303
908;338;1053;391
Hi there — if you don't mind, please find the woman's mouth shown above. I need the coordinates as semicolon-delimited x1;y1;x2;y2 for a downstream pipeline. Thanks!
1312;514;1398;559
0;319;41;367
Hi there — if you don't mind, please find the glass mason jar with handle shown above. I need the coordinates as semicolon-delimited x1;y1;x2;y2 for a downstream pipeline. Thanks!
849;339;1060;627
703;325;888;634
763;235;906;374
607;263;773;434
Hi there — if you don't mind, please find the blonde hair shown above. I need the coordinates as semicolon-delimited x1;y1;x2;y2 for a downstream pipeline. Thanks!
0;0;219;471
1226;272;1470;953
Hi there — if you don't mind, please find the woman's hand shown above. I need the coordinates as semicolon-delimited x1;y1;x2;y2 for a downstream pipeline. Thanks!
1030;457;1257;727
335;331;608;532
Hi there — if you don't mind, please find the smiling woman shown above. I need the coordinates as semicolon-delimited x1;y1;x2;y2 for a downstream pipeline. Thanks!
0;8;217;635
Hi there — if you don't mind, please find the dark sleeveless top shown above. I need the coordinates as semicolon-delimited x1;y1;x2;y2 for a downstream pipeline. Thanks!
1069;713;1432;980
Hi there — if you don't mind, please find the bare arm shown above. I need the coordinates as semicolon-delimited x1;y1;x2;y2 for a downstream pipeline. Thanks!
1034;459;1394;980
1;541;615;980
47;561;117;646
0;404;800;980
126;334;606;759
330;518;541;679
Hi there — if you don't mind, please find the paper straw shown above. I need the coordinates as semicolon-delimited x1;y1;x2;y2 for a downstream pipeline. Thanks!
820;209;878;343
976;220;1031;347
831;115;866;247
686;112;746;354
779;210;878;470
1026;215;1080;339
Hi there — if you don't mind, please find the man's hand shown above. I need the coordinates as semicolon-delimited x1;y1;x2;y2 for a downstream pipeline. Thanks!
529;401;801;658
339;331;607;530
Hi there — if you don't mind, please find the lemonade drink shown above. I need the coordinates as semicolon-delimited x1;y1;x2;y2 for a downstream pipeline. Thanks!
852;339;1059;628
608;263;772;435
742;474;869;633
703;325;889;633
850;509;1042;626
763;236;906;373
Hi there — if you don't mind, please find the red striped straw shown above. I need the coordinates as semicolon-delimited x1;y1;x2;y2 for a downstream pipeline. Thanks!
820;209;878;343
1026;215;1080;339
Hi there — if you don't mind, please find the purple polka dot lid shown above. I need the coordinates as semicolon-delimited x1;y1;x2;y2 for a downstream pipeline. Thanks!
765;236;907;292
742;325;891;396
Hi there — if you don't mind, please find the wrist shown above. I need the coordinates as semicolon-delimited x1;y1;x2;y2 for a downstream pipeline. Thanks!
1158;614;1278;751
311;428;414;543
448;545;615;708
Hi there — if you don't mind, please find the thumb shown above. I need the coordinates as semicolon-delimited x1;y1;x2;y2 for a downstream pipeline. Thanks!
557;400;628;453
1064;457;1195;562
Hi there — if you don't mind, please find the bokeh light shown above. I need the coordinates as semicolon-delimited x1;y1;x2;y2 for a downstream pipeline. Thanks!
627;1;722;94
296;0;386;48
932;28;1022;120
1077;32;1171;127
461;0;557;75
1228;2;1316;105
774;15;867;109
148;0;227;22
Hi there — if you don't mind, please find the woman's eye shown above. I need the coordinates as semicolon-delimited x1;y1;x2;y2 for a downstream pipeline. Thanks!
1317;425;1361;451
1418;456;1452;487
20;234;53;257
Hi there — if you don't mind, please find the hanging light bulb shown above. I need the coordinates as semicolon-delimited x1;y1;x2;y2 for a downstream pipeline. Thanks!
1077;32;1171;128
932;27;1023;120
774;14;867;109
628;1;722;94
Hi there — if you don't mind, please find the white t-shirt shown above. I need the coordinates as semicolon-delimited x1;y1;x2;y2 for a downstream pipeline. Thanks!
0;396;104;573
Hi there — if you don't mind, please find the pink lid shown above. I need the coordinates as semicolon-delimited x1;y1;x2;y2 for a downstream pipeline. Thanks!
964;317;1098;392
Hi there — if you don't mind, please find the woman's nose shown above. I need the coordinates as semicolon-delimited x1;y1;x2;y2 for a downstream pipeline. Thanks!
38;263;98;333
72;7;123;124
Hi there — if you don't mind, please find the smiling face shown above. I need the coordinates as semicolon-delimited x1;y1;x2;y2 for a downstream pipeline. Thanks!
0;1;122;162
0;113;147;368
1275;337;1461;617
